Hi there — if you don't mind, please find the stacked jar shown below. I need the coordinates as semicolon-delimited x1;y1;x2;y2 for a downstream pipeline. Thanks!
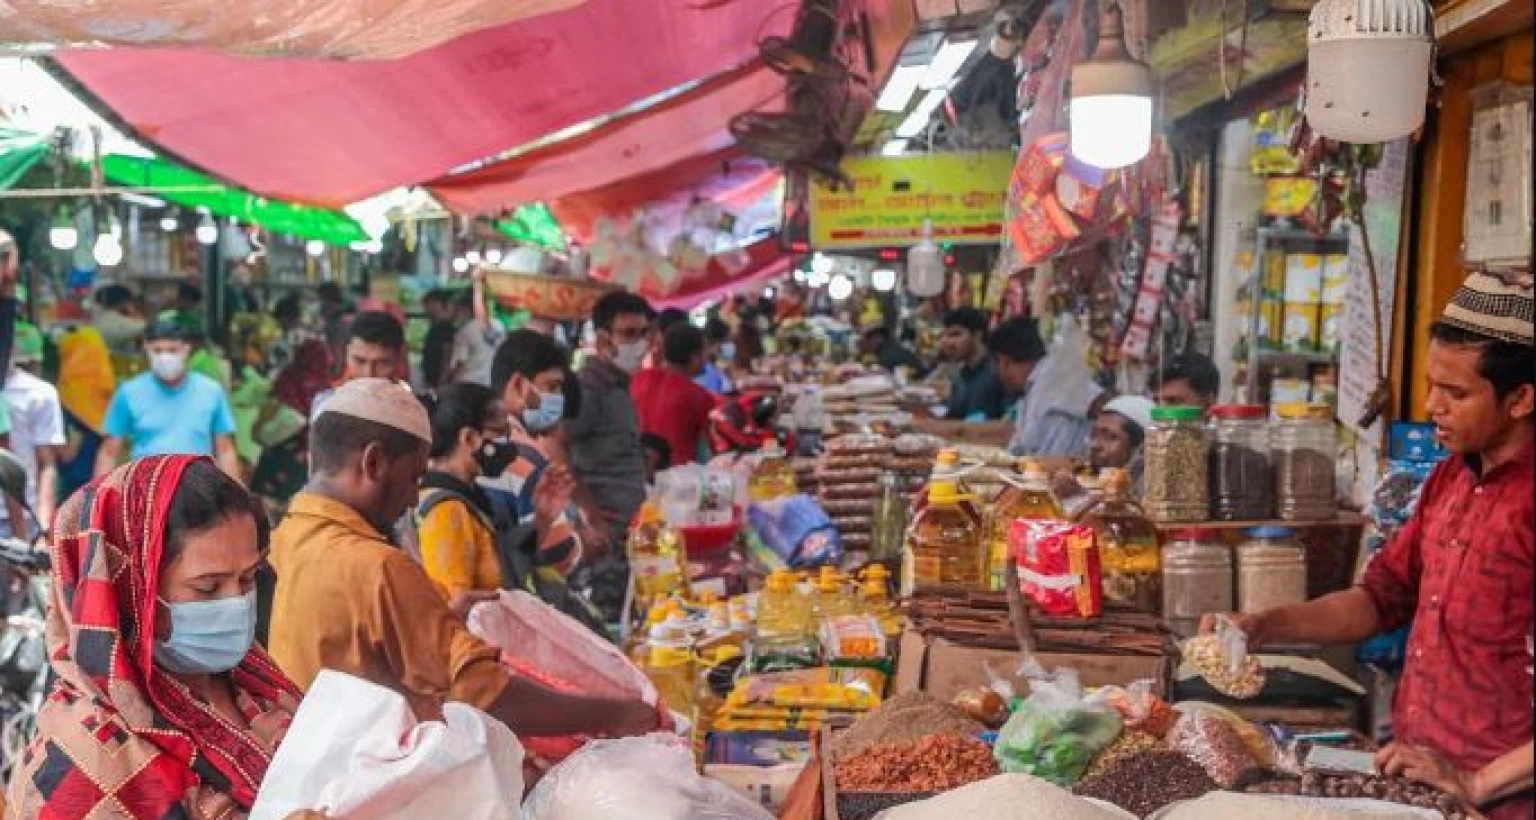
1208;405;1272;520
1161;528;1232;637
1143;406;1210;523
1236;526;1307;613
1273;403;1337;520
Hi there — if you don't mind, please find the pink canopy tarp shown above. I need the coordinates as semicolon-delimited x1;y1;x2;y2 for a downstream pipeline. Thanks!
52;0;782;206
4;0;582;59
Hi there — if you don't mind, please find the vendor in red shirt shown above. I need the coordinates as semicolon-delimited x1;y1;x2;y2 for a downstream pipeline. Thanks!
631;322;718;468
1211;271;1534;820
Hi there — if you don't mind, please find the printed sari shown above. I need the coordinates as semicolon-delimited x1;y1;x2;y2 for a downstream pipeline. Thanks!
6;456;300;820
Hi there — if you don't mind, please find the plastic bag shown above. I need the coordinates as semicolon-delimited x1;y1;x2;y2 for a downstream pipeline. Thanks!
1011;519;1102;618
521;733;775;820
746;494;841;568
993;658;1123;785
468;591;657;762
1181;616;1266;699
1167;709;1260;787
251;670;523;820
1103;679;1175;736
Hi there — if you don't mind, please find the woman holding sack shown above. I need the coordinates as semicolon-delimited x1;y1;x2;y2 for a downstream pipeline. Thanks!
6;455;322;820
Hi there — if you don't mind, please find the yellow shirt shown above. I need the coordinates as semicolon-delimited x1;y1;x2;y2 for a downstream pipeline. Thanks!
268;493;508;721
416;489;503;596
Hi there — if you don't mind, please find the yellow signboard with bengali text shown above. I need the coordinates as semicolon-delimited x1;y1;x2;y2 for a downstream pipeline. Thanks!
809;152;1012;249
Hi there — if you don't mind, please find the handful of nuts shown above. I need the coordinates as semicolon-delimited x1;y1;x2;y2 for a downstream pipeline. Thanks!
1182;620;1265;699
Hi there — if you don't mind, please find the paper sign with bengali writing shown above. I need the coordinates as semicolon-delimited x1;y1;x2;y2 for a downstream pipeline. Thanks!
484;269;620;322
808;152;1013;249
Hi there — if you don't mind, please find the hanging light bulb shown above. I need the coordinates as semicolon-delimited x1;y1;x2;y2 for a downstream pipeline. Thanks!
906;219;944;297
92;231;123;267
762;286;776;300
827;274;854;301
465;249;482;265
484;247;504;265
49;206;78;251
871;268;898;292
452;257;471;274
305;240;326;257
159;211;180;232
810;252;834;277
1305;0;1432;143
1068;1;1154;170
195;212;219;245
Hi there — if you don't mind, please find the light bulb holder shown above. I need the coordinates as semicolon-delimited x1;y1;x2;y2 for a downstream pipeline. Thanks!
1071;2;1153;100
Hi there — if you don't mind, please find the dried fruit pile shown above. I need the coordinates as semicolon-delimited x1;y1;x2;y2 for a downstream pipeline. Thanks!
1075;750;1217;817
1247;773;1476;818
834;734;999;793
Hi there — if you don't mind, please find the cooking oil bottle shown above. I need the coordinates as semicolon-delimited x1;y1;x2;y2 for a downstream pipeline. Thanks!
628;501;688;600
919;448;983;526
643;611;695;716
1081;467;1161;612
818;568;859;618
986;458;1064;591
858;564;902;640
904;476;983;593
747;436;797;501
754;570;804;640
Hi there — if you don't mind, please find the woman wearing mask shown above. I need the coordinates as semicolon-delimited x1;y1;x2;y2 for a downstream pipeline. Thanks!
415;384;514;597
7;456;321;820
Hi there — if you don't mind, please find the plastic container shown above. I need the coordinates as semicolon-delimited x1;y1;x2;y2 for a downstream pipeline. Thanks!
628;502;688;601
1208;404;1273;521
1143;406;1211;523
871;471;908;562
643;613;696;716
986;458;1064;592
1161;528;1233;636
1237;526;1307;613
1081;468;1160;613
747;438;797;501
1272;403;1337;520
903;479;984;593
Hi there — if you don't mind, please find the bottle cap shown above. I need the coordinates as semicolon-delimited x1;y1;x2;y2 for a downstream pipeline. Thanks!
1151;405;1206;422
1209;404;1265;420
928;480;960;505
1016;457;1047;479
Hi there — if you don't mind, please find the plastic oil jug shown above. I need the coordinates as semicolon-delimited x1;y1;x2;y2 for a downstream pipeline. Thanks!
904;478;983;593
628;501;688;600
747;437;797;501
643;612;696;716
986;458;1064;591
858;565;902;640
817;568;859;619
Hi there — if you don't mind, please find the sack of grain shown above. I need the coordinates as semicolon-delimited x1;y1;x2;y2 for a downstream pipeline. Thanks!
874;774;1131;819
1156;791;1438;820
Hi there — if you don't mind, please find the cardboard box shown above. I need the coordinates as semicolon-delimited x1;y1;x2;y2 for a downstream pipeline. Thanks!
894;631;1169;702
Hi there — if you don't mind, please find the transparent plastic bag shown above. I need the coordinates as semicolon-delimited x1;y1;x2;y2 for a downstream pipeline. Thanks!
520;733;775;820
993;658;1123;786
1167;709;1261;787
1103;679;1175;737
1181;616;1266;699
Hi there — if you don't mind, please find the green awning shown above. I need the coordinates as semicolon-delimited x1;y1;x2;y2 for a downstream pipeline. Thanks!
0;129;48;192
100;154;367;245
494;202;566;251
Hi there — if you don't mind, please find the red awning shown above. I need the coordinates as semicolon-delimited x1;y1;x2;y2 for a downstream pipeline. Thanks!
638;236;791;310
548;146;779;243
52;0;782;207
430;64;784;216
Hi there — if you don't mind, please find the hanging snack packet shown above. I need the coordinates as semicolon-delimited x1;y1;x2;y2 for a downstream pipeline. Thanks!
1011;519;1102;618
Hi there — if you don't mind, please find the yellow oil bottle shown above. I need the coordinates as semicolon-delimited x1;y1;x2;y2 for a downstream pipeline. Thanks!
747;437;797;501
986;458;1064;591
904;478;984;593
628;501;689;600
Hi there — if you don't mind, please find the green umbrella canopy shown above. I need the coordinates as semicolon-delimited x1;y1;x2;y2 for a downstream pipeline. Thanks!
100;154;366;245
494;202;566;251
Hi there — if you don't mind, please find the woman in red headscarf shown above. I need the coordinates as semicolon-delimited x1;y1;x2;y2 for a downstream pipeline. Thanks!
6;456;317;820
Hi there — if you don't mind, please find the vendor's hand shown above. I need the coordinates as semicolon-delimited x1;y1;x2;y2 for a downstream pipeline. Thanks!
448;590;500;621
1197;611;1269;649
609;699;666;738
1377;743;1478;803
283;812;331;820
1049;470;1083;500
532;464;575;530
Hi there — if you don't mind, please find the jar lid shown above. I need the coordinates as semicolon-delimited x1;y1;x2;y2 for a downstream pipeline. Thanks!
1246;525;1297;538
1151;405;1206;422
1168;527;1222;540
1275;402;1332;420
1209;404;1265;420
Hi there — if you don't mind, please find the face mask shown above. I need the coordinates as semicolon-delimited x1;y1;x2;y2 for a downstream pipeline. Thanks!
720;342;737;362
154;591;257;675
149;351;188;382
614;339;649;374
522;391;565;433
475;436;518;478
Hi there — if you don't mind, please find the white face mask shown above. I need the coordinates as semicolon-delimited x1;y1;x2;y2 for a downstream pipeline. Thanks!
614;339;649;374
149;351;188;382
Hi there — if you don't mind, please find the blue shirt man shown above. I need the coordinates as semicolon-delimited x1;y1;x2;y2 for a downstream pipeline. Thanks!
96;320;240;477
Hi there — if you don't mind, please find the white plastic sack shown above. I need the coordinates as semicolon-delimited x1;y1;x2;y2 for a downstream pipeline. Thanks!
250;670;524;820
521;733;775;820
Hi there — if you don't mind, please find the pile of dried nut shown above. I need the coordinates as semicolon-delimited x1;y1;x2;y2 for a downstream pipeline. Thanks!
1082;731;1167;780
834;734;999;793
1182;634;1265;698
1247;773;1474;819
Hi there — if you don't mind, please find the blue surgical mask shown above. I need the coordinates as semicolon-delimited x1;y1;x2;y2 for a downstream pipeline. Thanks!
720;342;737;362
154;591;257;675
522;391;566;433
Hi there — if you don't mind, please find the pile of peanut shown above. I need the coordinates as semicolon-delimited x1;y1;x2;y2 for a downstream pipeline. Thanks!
834;734;998;793
1183;634;1266;698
